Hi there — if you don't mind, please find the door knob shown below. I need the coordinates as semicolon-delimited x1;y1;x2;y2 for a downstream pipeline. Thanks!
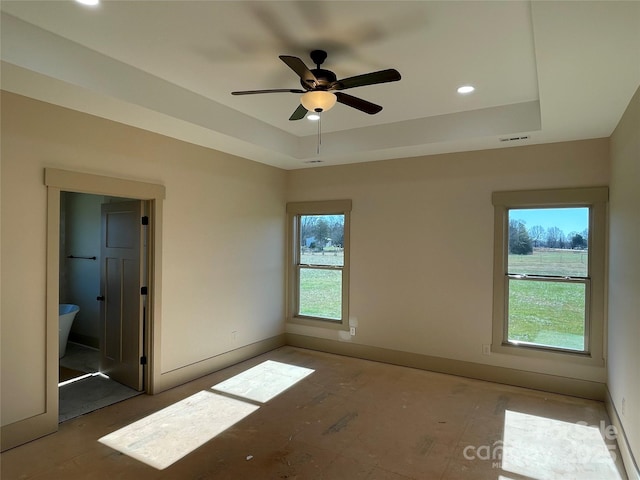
96;295;105;301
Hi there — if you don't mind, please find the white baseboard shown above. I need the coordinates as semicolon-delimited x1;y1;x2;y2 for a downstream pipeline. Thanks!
286;333;606;400
606;388;640;480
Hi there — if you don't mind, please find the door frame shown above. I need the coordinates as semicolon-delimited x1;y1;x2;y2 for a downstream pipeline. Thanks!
45;169;164;429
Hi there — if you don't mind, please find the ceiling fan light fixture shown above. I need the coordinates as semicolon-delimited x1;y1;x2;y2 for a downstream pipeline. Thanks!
300;91;337;113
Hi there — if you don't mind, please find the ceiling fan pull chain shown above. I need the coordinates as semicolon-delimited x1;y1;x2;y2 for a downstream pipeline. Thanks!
317;114;322;154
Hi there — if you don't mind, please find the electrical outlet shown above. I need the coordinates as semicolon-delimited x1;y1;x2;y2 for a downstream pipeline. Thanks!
232;331;238;342
482;344;491;355
621;397;626;416
350;326;356;336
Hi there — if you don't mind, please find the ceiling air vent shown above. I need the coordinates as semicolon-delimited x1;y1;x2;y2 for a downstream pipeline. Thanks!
499;135;530;143
304;160;324;164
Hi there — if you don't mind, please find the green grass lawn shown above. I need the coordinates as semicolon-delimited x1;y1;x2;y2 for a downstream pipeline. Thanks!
298;251;344;319
507;249;588;350
298;268;342;319
300;251;344;266
508;248;588;277
508;279;586;350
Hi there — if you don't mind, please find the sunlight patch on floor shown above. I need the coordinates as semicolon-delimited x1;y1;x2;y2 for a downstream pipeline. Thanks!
211;360;315;403
97;360;314;470
98;390;259;470
502;410;621;480
58;371;108;387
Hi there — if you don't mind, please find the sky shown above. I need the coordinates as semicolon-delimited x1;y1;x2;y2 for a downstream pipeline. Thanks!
510;207;589;234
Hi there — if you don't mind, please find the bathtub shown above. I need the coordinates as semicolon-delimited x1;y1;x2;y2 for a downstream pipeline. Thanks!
59;304;80;358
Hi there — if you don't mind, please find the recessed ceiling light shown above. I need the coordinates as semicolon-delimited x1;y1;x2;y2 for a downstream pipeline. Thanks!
76;0;100;6
457;85;475;94
307;113;321;121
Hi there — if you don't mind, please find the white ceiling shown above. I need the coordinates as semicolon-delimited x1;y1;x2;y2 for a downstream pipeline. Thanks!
1;1;638;170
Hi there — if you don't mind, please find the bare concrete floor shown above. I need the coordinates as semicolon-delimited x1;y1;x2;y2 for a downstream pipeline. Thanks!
59;343;141;423
1;347;627;479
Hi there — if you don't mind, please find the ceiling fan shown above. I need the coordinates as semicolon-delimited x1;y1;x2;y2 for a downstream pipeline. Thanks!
231;50;401;120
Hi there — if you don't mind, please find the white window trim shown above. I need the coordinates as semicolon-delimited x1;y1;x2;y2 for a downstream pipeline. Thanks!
491;187;608;366
286;200;351;330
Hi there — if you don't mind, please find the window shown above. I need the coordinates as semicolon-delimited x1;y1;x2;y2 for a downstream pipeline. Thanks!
287;200;351;328
491;188;607;364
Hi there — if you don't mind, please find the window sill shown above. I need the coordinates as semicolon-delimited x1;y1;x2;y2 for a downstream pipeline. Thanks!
491;341;605;367
288;315;348;331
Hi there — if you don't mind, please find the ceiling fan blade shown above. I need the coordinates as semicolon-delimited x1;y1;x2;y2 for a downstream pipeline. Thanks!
335;92;383;115
333;69;401;91
289;104;308;121
279;55;318;88
232;88;305;95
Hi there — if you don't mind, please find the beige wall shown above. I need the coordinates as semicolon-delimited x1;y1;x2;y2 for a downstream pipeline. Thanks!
286;139;610;382
609;85;640;467
0;92;286;426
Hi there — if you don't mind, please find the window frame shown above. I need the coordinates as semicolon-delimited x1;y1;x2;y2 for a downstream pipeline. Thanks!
286;200;351;330
491;187;608;366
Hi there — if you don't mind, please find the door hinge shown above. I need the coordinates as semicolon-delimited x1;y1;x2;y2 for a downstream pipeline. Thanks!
140;356;147;365
141;286;148;295
141;216;149;225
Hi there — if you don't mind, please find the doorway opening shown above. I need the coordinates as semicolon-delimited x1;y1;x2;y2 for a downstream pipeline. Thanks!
58;192;147;422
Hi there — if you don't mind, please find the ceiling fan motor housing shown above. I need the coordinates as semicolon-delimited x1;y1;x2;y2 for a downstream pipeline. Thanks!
302;69;337;90
299;49;336;90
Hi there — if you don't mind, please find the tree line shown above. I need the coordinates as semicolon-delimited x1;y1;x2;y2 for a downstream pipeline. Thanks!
301;215;344;250
509;219;588;255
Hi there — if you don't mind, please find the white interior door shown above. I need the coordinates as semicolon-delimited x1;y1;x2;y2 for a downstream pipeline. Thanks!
99;200;145;391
